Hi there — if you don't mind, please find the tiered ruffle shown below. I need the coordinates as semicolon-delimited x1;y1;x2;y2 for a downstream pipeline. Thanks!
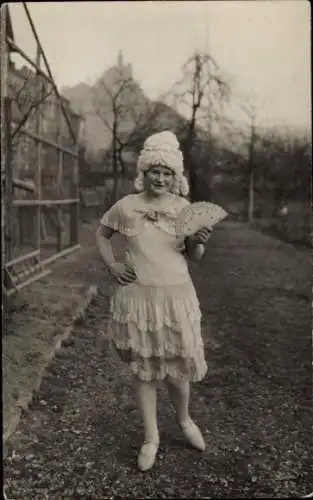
107;281;207;382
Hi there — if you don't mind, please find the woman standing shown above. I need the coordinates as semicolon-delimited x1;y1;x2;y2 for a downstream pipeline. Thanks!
96;131;211;471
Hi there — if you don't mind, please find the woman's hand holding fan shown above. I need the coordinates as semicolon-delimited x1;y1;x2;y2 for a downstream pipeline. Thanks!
176;202;228;241
190;226;212;245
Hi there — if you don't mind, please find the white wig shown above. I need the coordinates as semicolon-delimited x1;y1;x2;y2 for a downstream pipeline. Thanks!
134;130;190;197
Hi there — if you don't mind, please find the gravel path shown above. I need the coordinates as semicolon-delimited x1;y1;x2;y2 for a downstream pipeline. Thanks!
4;222;312;499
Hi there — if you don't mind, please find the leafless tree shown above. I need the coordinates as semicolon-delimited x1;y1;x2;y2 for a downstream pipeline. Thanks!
223;98;259;222
8;64;53;196
254;131;311;215
222;94;311;221
91;65;176;201
166;51;231;200
8;64;53;140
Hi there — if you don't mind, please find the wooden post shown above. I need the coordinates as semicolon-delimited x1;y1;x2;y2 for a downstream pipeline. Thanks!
56;100;63;252
1;6;9;299
19;207;24;246
246;110;256;223
35;47;42;254
5;98;13;263
70;147;79;246
248;167;254;223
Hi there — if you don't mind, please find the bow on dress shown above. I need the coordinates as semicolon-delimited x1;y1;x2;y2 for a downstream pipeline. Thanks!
134;207;178;223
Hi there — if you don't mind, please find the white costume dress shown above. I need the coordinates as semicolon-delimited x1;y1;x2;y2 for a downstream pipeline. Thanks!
100;193;207;383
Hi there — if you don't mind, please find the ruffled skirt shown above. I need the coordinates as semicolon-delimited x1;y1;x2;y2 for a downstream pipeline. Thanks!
107;280;207;382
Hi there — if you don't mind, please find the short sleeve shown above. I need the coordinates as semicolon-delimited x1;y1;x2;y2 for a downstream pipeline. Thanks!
99;195;142;236
100;199;122;232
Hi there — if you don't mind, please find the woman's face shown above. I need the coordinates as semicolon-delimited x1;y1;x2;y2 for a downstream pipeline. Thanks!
144;165;175;196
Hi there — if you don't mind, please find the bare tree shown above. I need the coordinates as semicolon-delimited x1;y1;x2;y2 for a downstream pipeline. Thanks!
8;64;52;140
91;63;147;200
254;131;311;214
91;63;176;201
222;94;312;222
8;64;53;196
225;99;259;222
166;51;231;201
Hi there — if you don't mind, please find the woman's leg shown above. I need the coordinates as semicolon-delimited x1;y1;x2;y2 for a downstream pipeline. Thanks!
132;374;159;471
133;374;159;443
165;375;190;425
165;375;206;451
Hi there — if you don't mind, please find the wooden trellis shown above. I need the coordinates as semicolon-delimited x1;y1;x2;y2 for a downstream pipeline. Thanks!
1;4;82;297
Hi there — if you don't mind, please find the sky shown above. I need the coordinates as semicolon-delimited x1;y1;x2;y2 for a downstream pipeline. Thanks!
8;1;311;130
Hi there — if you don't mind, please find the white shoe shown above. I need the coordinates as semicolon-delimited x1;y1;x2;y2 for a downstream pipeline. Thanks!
137;440;159;471
180;419;206;451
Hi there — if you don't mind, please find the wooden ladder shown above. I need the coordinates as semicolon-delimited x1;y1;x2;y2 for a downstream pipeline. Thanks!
4;250;51;297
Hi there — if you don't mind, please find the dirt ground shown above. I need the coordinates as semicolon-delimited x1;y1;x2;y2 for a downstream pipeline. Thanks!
3;222;102;443
3;220;312;499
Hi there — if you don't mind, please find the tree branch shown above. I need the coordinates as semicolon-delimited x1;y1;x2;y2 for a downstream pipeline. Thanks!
11;88;53;139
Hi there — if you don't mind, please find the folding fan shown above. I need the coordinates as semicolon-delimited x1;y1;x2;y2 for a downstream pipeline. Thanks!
176;201;228;238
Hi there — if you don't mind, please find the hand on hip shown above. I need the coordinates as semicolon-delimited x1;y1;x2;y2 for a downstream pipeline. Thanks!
109;262;137;285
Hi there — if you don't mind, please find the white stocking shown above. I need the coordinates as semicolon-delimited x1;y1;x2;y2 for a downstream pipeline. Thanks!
165;375;191;426
133;375;159;443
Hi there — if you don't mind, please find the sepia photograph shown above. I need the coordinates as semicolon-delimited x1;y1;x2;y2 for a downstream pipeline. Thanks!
1;1;311;498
